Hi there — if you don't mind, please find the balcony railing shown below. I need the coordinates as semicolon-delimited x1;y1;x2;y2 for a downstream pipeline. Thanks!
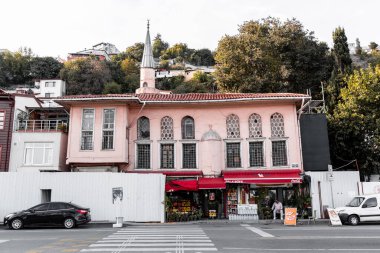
15;120;68;132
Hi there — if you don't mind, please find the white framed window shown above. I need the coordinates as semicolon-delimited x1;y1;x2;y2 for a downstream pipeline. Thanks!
161;143;175;169
181;116;195;139
137;116;150;140
272;140;288;166
182;143;197;168
226;142;241;168
136;144;151;169
0;111;4;130
102;109;115;150
45;82;56;87
270;112;285;138
24;143;53;165
249;141;264;167
248;113;262;138
161;116;174;140
81;109;94;150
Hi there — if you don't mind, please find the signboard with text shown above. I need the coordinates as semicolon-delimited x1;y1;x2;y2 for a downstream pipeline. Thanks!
284;208;297;226
327;208;342;226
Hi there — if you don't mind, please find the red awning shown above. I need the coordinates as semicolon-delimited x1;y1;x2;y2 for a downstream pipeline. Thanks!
223;169;302;184
165;180;198;192
198;178;226;189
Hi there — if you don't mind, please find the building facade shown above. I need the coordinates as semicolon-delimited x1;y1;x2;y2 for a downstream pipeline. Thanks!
0;90;14;171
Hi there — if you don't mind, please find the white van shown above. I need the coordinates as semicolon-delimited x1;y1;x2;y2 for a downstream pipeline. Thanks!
336;194;380;225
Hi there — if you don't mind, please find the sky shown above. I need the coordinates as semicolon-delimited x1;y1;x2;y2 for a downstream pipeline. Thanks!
1;0;379;58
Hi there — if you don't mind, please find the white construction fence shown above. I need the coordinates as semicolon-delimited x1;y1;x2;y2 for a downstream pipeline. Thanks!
0;172;165;223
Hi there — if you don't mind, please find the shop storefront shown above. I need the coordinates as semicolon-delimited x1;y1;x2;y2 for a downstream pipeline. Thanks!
223;169;304;220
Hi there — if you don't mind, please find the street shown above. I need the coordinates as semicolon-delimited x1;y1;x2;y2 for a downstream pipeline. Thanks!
1;222;380;252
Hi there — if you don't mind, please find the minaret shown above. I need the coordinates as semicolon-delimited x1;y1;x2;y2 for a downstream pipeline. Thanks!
136;20;160;94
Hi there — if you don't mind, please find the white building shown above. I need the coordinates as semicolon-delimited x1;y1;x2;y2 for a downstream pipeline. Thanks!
8;94;69;172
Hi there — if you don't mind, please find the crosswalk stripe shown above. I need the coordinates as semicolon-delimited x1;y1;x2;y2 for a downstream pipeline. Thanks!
90;243;215;247
81;226;218;252
81;248;218;252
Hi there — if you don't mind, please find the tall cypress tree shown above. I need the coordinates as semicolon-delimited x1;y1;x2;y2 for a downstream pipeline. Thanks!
332;27;352;74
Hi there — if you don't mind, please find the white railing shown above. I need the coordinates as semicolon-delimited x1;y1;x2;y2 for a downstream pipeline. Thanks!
15;120;68;132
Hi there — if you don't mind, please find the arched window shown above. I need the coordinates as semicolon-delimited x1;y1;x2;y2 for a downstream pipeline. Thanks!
181;116;195;139
137;116;150;140
248;113;262;138
270;113;285;138
226;114;240;138
161;116;174;140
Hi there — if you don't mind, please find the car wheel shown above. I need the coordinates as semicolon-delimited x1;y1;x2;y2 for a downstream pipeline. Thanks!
63;218;75;229
348;215;359;225
10;218;23;230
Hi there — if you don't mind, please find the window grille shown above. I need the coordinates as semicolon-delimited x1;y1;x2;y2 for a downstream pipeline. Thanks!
181;116;195;139
81;109;94;150
182;143;196;168
226;114;240;138
137;116;150;140
249;142;264;167
272;140;287;166
270;113;285;137
161;144;174;169
248;113;262;138
136;144;150;169
226;142;241;168
161;116;174;140
102;109;115;149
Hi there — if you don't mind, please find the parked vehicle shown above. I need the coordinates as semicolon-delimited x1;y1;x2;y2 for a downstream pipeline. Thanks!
3;202;91;229
336;194;380;225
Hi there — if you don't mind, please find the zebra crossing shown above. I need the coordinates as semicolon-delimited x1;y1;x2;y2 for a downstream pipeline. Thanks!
81;225;218;252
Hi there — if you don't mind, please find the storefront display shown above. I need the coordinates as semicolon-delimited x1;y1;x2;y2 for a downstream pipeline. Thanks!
227;188;238;215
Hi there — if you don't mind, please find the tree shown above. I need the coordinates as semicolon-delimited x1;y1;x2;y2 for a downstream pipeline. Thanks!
125;43;144;62
214;17;332;93
355;38;362;56
152;34;169;58
332;27;352;74
329;65;380;177
103;82;122;94
0;48;34;86
30;57;63;80
161;43;194;62
60;58;111;95
369;42;379;52
189;49;215;66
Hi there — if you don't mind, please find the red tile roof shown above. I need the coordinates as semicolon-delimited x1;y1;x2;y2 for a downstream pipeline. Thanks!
56;93;309;103
137;93;309;102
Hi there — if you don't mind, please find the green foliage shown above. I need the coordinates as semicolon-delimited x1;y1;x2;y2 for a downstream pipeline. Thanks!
125;43;144;62
214;17;332;93
153;34;169;58
355;38;362;56
188;49;215;66
369;42;379;51
156;75;185;90
30;57;63;80
332;27;352;74
60;58;111;95
328;65;380;177
103;82;122;94
161;43;194;62
0;48;34;86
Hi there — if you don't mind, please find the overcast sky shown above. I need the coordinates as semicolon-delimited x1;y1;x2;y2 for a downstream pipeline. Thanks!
1;0;378;58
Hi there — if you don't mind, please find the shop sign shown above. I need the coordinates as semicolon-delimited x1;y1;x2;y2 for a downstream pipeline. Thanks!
112;187;123;204
227;180;245;183
209;192;215;201
291;179;302;183
327;208;342;226
209;210;217;218
284;207;297;226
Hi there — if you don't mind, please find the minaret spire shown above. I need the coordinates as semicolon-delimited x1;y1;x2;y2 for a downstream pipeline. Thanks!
136;20;160;94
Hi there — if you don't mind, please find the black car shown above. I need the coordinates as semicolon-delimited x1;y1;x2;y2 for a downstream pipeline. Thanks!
3;202;91;230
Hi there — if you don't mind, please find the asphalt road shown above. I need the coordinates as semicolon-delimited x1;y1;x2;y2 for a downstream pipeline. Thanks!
1;222;380;252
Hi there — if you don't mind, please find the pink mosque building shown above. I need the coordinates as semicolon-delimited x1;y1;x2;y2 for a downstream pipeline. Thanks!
56;23;311;219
